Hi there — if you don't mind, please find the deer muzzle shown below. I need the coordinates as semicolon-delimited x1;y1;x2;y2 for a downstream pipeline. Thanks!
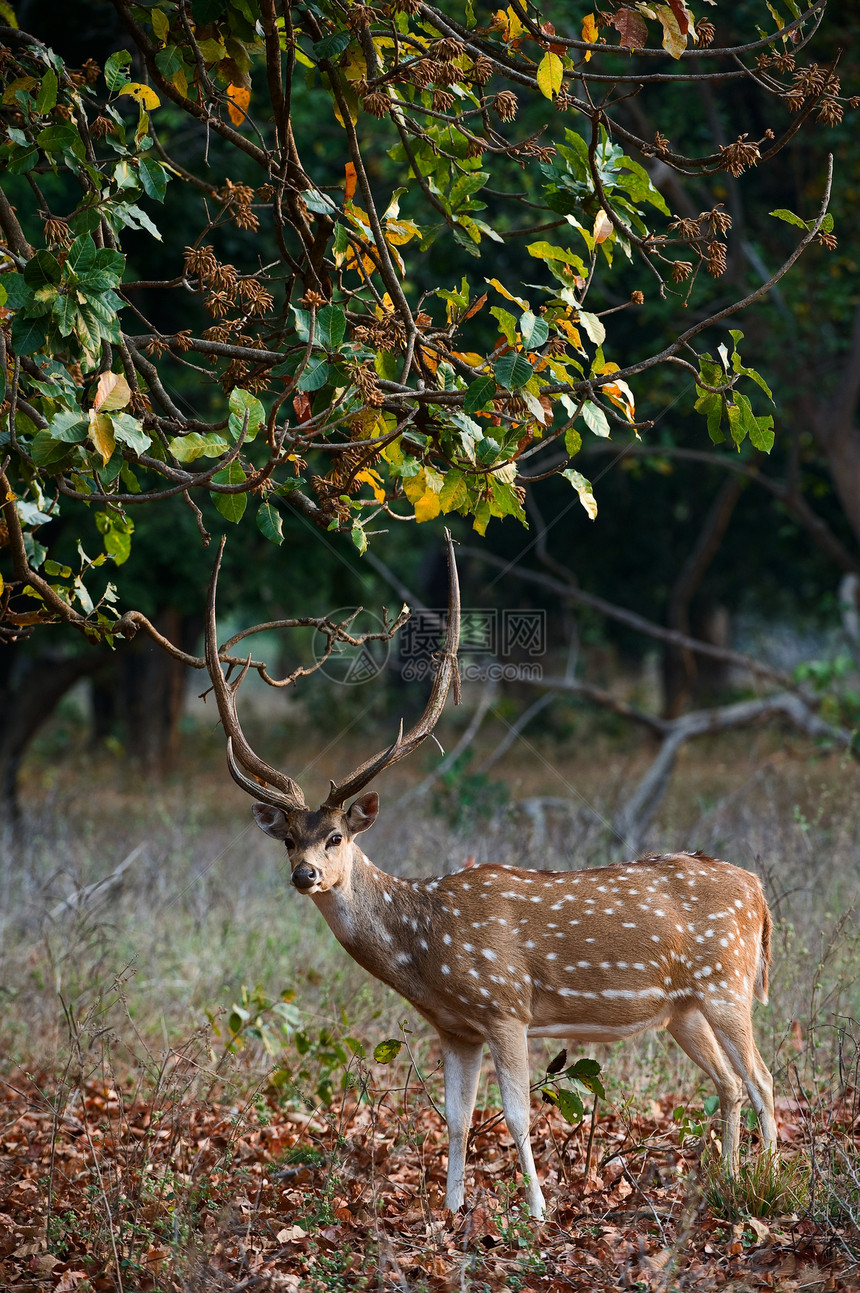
291;863;319;893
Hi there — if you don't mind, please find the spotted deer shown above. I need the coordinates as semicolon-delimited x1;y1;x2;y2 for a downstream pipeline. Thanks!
206;535;777;1220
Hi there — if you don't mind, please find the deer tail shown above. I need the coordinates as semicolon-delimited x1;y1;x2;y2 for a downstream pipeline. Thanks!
754;900;772;1004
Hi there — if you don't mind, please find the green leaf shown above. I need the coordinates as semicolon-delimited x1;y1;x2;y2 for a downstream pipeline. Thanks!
23;249;61;288
115;203;162;241
1;273;26;309
155;44;185;80
580;400;610;438
139;155;168;202
316;303;346;351
167;431;229;461
578;311;606;345
448;170;489;209
30;430;75;467
770;207;834;235
493;353;533;392
298;356;331;392
44;559;73;578
111;412;152;453
11;312;48;355
96;510;134;564
256;500;284;545
104;49;132;92
464;375;496;414
704;1095;720;1117
52;293;78;337
6;143;38;174
373;1038;403;1064
228;387;264;441
564;426;582;457
565;1056;606;1097
48;410;88;442
769;207;807;230
519;311;549;350
749;412;774;453
489;305;518;345
476;435;501;466
35;69;58;115
212;461;248;522
36;123;85;159
554;1087;585;1124
312;31;352;61
439;468;468;512
351;523;367;555
65;234;97;279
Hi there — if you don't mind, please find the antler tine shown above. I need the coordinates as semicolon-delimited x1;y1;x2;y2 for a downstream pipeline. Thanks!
206;538;306;811
324;530;461;808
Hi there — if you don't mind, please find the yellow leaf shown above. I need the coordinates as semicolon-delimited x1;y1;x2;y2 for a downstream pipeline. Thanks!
417;345;439;376
452;352;486;369
151;8;170;45
355;469;386;503
342;47;367;83
602;378;636;421
536;51;563;100
654;5;687;59
384;218;421;246
172;67;188;97
88;411;115;466
226;83;250;125
93;372;131;412
118;82;161;109
414;489;441;523
0;571;4;596
558;319;584;351
344;161;357;201
505;5;525;41
2;76;38;105
581;13;598;61
485;277;530;311
593;209;613;244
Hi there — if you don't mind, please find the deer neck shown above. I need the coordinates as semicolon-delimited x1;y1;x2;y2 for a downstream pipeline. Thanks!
311;850;432;993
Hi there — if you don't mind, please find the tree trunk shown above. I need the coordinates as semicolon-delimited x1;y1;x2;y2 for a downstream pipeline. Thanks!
662;475;744;718
90;609;203;773
0;645;104;825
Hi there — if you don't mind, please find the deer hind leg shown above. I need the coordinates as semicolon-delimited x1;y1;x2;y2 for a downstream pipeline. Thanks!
439;1033;483;1213
667;1006;744;1170
486;1023;546;1220
709;1018;777;1158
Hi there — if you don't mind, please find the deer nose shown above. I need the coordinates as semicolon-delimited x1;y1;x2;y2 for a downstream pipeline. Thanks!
291;864;318;892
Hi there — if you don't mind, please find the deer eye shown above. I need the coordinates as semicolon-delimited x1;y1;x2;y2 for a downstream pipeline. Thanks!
327;834;343;849
283;838;295;851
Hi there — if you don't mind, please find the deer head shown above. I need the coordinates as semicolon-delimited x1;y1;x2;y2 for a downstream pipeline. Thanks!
251;793;379;893
205;531;460;895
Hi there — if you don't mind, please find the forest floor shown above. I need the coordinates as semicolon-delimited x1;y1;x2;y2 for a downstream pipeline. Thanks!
1;1062;857;1292
1;718;859;1289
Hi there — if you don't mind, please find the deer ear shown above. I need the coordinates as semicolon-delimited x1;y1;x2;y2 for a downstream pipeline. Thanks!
252;803;292;839
346;791;379;834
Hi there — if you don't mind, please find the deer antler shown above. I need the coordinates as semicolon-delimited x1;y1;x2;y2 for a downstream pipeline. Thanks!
323;529;461;808
206;538;307;811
